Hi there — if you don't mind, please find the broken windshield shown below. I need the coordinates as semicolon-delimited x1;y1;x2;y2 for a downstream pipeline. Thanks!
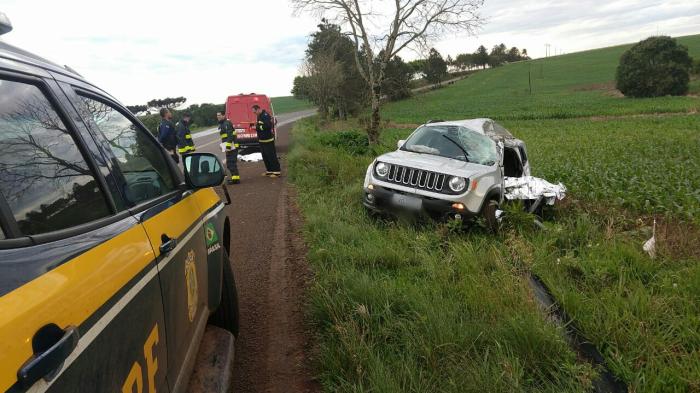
403;125;498;165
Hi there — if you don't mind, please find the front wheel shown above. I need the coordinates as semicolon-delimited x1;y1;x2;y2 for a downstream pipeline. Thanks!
482;199;500;233
210;250;240;337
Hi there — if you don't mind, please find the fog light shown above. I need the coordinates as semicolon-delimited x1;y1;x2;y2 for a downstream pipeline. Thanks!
454;214;462;220
452;203;465;211
367;193;375;202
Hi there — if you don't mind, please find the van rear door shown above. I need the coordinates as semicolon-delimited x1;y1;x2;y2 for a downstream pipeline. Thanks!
226;97;257;145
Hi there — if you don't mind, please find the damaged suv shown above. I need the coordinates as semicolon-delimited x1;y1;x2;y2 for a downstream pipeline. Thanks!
363;118;532;230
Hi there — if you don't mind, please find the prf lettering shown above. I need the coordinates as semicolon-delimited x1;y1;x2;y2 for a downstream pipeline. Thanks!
121;324;159;393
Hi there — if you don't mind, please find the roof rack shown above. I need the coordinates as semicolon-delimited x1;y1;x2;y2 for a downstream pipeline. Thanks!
426;119;445;124
0;12;13;36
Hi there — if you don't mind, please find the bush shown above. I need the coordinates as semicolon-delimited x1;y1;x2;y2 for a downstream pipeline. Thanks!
316;130;369;156
616;36;693;97
693;59;700;75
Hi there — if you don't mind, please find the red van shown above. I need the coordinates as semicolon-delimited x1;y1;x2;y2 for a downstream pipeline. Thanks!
225;93;276;147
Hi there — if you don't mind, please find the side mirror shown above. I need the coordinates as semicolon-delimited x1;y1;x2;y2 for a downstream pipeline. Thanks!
397;140;406;149
183;153;225;188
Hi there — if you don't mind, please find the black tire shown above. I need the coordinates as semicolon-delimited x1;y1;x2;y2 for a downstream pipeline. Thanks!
482;199;500;233
210;251;240;337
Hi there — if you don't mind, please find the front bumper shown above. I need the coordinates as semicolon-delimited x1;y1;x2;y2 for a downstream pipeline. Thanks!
363;185;477;220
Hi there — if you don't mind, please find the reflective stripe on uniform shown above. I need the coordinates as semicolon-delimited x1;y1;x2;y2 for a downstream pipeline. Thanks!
225;142;232;148
220;134;228;138
234;143;240;148
259;138;275;143
185;134;192;139
231;175;240;180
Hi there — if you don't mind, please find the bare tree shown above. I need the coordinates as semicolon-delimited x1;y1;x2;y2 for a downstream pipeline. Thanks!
292;0;484;144
301;54;345;119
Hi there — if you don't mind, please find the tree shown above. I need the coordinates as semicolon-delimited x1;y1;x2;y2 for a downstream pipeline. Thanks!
423;48;448;84
488;43;507;67
616;36;693;98
146;97;187;110
506;47;521;62
292;0;484;144
294;20;367;119
126;104;148;114
454;53;475;71
521;48;529;59
473;45;489;69
408;59;427;77
382;55;413;101
446;54;454;71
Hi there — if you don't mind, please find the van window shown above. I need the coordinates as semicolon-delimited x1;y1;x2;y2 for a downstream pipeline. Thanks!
76;95;176;206
0;79;111;235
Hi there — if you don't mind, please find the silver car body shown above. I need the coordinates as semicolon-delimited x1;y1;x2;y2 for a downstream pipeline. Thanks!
363;118;530;218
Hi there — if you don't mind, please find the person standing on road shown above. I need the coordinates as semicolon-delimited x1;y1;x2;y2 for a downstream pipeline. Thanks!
176;111;196;156
252;104;281;177
158;108;179;163
217;111;241;184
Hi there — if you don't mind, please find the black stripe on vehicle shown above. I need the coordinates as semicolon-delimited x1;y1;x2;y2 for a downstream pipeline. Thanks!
0;214;138;298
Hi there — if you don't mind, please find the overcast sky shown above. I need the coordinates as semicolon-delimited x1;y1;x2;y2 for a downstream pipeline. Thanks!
1;0;698;106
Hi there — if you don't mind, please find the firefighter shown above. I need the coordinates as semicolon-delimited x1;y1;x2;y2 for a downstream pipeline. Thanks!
158;108;179;163
252;104;281;177
217;111;241;184
176;111;196;156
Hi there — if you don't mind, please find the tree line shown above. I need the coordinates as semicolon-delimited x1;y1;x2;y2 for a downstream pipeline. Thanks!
126;98;224;135
293;21;529;123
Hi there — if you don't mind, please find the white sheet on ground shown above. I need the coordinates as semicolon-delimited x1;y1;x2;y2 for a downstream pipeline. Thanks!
240;152;263;162
504;176;567;205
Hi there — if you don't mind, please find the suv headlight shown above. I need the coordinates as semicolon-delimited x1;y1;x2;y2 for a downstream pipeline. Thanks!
375;162;389;177
448;176;467;193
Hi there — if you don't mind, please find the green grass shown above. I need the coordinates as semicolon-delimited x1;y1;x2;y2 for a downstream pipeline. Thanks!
384;35;700;123
289;119;594;392
271;96;314;114
289;33;700;392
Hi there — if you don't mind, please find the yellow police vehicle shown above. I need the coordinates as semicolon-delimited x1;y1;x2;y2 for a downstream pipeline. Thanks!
0;13;238;393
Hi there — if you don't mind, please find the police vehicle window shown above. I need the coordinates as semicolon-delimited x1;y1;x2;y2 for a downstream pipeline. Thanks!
0;79;111;236
77;96;175;206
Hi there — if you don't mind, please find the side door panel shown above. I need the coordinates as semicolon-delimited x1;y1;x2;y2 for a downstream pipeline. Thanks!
0;73;169;393
0;219;168;393
138;193;209;392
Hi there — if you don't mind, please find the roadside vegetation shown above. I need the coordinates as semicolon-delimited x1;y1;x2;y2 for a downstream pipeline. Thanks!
290;34;700;392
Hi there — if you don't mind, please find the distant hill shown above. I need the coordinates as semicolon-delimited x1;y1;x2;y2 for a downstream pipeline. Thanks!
384;34;700;124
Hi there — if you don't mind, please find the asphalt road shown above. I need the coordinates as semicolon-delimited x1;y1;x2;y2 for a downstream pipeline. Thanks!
194;108;319;393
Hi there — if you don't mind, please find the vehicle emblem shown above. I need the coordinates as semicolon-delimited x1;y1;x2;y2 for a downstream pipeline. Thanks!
185;250;198;322
205;222;219;246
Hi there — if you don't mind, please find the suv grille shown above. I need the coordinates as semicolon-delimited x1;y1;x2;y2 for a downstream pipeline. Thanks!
386;164;446;192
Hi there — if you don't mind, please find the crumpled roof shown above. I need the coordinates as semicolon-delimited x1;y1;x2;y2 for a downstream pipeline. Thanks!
427;118;516;140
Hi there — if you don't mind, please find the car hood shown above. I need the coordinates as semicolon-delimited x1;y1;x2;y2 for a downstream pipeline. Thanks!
377;150;495;178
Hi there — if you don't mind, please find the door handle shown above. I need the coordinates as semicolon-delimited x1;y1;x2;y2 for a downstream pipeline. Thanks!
160;234;177;255
18;325;79;388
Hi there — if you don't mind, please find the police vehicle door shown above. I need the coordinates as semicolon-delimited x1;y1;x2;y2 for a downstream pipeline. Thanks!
69;91;210;393
0;74;167;393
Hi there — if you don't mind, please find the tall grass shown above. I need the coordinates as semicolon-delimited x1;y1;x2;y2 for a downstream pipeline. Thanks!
290;119;593;392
